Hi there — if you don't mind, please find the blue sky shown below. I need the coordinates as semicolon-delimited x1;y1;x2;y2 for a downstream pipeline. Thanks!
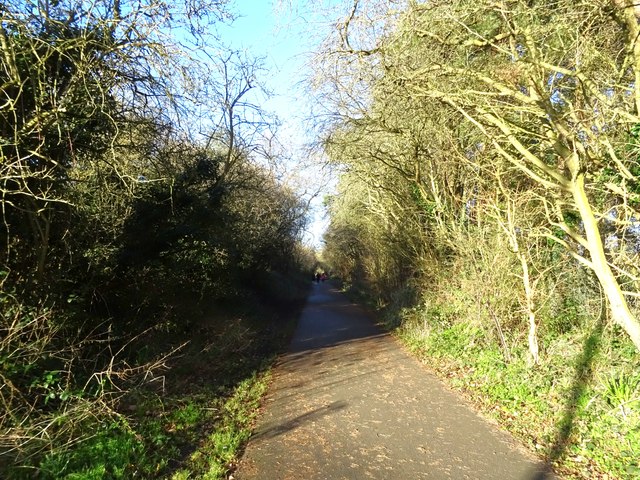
217;1;337;248
218;2;311;131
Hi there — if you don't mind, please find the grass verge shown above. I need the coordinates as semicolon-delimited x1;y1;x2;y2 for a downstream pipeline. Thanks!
8;276;307;480
394;307;640;480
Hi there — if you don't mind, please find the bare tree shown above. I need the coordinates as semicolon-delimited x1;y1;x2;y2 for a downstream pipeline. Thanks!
386;0;640;350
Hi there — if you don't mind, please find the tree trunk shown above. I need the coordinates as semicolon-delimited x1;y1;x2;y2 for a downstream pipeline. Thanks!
518;250;540;365
571;171;640;351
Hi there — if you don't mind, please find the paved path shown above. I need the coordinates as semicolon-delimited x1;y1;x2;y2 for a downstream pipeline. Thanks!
235;283;553;480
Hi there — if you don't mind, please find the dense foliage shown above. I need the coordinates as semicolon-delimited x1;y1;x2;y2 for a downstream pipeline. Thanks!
316;1;640;478
0;1;312;477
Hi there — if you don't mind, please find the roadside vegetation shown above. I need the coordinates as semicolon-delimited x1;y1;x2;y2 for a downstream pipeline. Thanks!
5;0;640;478
0;1;314;478
314;1;640;479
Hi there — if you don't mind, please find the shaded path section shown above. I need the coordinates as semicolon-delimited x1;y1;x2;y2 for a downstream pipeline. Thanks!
235;283;552;480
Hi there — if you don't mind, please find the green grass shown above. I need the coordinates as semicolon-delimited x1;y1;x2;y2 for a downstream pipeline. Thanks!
25;374;270;480
35;421;144;480
5;278;306;480
394;313;640;479
178;373;271;479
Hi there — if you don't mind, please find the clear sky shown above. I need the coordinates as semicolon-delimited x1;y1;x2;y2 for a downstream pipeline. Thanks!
217;1;338;248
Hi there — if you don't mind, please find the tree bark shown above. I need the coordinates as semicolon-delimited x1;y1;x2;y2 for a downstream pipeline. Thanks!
518;250;540;365
571;169;640;351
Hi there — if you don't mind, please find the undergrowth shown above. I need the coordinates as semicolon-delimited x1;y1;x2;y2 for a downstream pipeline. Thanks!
2;272;308;480
391;299;640;480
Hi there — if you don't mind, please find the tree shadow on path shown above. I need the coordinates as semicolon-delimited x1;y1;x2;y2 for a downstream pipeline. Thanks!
249;400;348;441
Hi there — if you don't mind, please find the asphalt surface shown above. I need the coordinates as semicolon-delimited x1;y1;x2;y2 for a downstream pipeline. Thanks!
234;282;555;480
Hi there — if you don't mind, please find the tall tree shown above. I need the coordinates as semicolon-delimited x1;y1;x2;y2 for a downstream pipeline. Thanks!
319;0;640;351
